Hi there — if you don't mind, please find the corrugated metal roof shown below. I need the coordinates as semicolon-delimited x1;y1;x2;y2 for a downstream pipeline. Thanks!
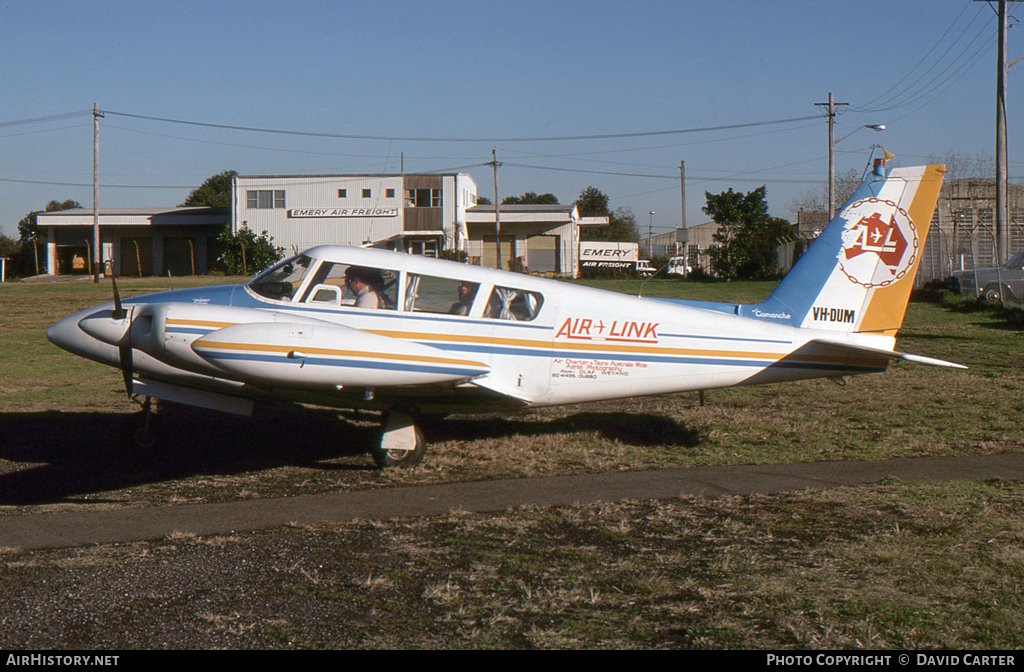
236;172;466;180
468;204;575;213
36;206;230;227
37;207;228;217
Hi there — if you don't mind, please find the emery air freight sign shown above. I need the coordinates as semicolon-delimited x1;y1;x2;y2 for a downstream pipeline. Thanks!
579;242;639;272
288;208;399;218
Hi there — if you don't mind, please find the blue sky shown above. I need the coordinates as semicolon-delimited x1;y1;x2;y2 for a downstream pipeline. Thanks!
0;0;1018;239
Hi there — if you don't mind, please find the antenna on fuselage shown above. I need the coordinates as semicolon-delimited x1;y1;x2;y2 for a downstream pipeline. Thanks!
636;261;670;298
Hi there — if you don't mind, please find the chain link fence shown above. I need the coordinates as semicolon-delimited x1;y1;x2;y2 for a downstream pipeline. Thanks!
915;179;1024;309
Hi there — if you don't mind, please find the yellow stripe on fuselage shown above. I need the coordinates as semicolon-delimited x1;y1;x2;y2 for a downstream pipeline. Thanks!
193;339;487;369
167;318;238;329
368;329;883;367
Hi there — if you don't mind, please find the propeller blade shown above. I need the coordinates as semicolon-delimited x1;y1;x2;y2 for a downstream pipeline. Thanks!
110;275;132;396
119;343;134;398
111;275;125;320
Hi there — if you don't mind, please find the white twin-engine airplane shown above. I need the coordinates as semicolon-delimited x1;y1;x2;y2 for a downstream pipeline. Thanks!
48;163;962;467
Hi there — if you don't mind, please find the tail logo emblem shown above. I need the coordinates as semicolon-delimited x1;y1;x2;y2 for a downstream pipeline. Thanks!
838;198;918;288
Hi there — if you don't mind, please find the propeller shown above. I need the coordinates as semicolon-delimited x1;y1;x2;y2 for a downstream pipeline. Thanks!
111;275;134;398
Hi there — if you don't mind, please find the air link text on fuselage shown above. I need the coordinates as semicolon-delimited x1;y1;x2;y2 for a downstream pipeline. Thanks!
766;654;892;666
7;655;119;666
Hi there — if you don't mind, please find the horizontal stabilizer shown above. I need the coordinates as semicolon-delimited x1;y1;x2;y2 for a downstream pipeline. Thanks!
809;339;967;370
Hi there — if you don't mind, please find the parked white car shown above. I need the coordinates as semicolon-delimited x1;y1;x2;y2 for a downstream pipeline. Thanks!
667;256;691;276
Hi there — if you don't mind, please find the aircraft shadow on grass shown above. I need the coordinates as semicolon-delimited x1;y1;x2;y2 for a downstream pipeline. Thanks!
0;405;700;505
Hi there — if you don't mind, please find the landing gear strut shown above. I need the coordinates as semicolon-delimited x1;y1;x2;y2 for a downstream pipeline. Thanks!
371;411;426;468
122;395;158;450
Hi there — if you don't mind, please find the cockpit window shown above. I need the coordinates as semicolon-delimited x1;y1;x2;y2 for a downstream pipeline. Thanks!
292;261;398;310
483;286;544;321
248;255;313;302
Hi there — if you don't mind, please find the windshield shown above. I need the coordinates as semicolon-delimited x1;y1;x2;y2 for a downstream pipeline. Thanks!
1006;251;1024;270
248;254;314;302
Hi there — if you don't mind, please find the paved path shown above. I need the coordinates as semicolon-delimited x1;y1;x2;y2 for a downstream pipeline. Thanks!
3;453;1023;550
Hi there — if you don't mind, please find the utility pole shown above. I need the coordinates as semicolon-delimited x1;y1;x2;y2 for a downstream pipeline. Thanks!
648;211;655;253
976;0;1020;263
815;92;847;219
679;161;686;229
92;103;104;282
996;0;1010;264
488;148;502;270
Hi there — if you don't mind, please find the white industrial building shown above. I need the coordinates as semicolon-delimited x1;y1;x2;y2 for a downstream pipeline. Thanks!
33;172;610;279
35;207;229;277
464;204;608;276
232;173;478;257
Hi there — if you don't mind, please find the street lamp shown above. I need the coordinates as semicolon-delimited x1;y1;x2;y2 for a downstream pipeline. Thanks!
829;124;885;218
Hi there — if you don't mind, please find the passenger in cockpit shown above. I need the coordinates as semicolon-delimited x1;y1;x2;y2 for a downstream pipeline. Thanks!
449;281;478;315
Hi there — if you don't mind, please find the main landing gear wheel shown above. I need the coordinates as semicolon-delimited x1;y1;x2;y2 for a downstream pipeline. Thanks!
371;412;427;468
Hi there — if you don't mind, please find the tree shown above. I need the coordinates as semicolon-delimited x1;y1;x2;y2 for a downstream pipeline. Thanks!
582;207;639;242
0;234;20;260
17;199;81;243
703;186;794;280
790;168;861;217
926;150;994;182
575;186;610;217
574;186;638;242
214;226;283;275
14;199;81;277
180;170;237;207
502;191;559;205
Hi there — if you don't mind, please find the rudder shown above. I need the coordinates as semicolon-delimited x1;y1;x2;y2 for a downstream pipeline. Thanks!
741;164;945;336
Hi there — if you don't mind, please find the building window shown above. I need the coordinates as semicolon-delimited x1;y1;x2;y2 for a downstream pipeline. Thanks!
338;189;347;198
247;190;285;209
362;188;372;198
405;188;442;208
386;188;395;198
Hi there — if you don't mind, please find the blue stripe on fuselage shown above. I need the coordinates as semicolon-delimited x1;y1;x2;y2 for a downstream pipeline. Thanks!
198;350;483;377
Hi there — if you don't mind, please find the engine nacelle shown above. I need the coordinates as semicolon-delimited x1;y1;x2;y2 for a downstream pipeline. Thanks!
191;321;489;388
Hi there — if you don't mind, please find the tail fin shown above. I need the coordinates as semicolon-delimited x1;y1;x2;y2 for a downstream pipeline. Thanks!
740;164;945;336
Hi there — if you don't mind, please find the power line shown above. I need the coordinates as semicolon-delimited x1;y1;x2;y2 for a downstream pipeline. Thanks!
853;3;993;113
856;0;976;110
500;161;821;184
100;109;821;143
0;176;193;189
0;110;92;129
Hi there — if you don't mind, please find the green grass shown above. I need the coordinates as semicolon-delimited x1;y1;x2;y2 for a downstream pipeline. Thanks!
1;275;1022;507
1;276;1023;649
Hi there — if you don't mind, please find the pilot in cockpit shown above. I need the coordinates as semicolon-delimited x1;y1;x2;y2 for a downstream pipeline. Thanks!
344;266;386;309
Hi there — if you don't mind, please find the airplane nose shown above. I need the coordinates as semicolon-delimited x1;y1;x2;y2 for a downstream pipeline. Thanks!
46;304;121;365
46;312;88;354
